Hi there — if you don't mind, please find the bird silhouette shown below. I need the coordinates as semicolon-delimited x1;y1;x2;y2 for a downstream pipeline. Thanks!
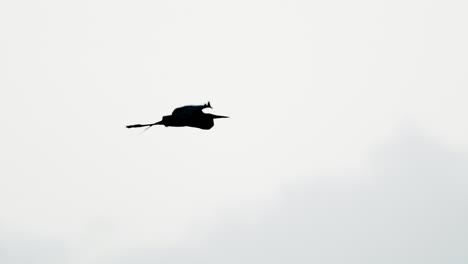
126;102;228;131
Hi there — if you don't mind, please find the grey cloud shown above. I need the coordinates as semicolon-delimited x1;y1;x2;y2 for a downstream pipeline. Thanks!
0;235;66;264
116;130;468;264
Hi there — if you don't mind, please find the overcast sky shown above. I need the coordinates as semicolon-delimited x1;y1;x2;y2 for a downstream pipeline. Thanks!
1;0;467;263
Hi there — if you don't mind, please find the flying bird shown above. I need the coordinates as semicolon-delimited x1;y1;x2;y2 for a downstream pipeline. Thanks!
126;102;228;131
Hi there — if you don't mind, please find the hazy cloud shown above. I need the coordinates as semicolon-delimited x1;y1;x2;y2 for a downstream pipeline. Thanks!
114;129;468;264
0;235;66;264
1;0;467;263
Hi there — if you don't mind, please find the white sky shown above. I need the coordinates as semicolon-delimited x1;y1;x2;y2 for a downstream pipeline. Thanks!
1;0;467;263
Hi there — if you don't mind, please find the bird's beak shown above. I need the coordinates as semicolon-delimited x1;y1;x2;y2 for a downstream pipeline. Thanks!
212;114;229;119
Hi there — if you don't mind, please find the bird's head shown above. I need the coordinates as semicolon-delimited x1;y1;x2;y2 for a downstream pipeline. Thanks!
207;113;229;119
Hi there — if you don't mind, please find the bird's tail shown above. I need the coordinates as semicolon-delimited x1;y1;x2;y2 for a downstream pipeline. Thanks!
126;123;151;128
126;121;161;129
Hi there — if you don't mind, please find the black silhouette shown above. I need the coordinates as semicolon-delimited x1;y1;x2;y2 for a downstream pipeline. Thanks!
126;102;228;131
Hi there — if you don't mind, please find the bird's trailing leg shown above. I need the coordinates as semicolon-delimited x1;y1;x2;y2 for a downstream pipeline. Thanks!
142;124;155;133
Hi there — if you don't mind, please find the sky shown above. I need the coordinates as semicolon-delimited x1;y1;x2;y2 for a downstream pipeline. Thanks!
1;0;467;263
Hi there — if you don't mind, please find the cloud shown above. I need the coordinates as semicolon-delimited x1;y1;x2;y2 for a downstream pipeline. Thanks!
115;128;468;264
0;234;66;264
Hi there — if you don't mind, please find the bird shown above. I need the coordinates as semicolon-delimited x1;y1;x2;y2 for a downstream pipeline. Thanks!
126;102;228;131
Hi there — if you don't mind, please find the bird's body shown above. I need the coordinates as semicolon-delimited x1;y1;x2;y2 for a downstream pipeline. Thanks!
126;102;228;131
172;101;211;116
